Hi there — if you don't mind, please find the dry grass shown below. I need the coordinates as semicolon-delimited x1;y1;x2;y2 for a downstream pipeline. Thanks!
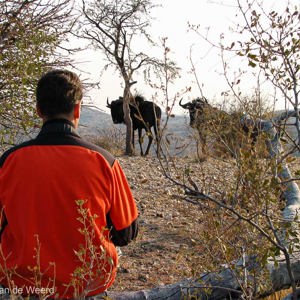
263;288;292;299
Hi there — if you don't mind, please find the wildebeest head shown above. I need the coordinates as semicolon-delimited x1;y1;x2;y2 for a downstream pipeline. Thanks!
179;97;210;127
106;97;125;124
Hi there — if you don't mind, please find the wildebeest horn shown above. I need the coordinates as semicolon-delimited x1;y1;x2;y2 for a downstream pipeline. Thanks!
106;98;111;108
179;98;189;109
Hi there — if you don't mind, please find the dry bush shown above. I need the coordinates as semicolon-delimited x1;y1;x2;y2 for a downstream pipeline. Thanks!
88;126;126;156
159;139;285;297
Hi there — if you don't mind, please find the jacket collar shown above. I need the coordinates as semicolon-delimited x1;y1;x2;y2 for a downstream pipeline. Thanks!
38;119;80;137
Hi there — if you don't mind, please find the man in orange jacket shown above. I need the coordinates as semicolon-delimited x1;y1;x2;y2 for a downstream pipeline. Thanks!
0;69;139;298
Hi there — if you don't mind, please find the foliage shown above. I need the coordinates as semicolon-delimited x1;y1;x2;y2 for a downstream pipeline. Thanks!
0;234;56;299
233;0;300;159
218;0;300;156
0;0;74;151
159;131;299;298
157;0;300;299
235;0;299;105
67;199;114;299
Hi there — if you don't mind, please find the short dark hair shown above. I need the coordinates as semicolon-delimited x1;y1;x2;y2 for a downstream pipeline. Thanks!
36;69;83;117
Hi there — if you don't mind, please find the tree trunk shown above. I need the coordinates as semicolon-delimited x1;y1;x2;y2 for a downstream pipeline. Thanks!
123;87;134;155
123;100;134;155
255;113;300;223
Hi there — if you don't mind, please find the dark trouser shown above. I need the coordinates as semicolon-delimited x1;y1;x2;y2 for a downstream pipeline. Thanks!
0;285;9;299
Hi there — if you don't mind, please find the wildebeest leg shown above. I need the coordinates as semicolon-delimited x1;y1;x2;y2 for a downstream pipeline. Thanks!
144;130;153;156
138;128;144;156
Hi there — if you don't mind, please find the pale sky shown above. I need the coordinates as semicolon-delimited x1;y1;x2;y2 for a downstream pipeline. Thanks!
73;0;299;115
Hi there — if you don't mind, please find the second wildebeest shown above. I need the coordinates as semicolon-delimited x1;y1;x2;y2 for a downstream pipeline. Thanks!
179;97;259;156
107;95;161;156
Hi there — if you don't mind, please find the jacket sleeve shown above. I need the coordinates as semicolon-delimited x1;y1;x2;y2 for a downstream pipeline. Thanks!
107;160;139;246
106;213;138;246
0;165;8;241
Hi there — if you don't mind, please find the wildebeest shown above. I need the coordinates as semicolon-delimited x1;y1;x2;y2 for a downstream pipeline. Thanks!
179;97;259;156
106;95;161;156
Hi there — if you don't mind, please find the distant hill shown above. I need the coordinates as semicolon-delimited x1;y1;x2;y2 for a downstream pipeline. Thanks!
78;106;112;136
79;106;191;139
2;106;297;157
79;106;300;157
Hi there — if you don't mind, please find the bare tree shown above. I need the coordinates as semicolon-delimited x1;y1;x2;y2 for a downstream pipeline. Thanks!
77;0;178;155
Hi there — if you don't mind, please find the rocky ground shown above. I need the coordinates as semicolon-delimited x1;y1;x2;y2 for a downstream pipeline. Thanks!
108;154;300;295
111;155;205;292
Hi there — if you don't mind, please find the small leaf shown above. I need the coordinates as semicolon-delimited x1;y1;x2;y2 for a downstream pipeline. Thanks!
248;61;257;68
247;53;258;61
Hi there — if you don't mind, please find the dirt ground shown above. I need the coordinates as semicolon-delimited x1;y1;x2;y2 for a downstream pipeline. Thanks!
110;155;202;292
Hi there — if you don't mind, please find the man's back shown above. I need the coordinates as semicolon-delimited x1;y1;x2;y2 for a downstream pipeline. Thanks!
0;119;138;298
